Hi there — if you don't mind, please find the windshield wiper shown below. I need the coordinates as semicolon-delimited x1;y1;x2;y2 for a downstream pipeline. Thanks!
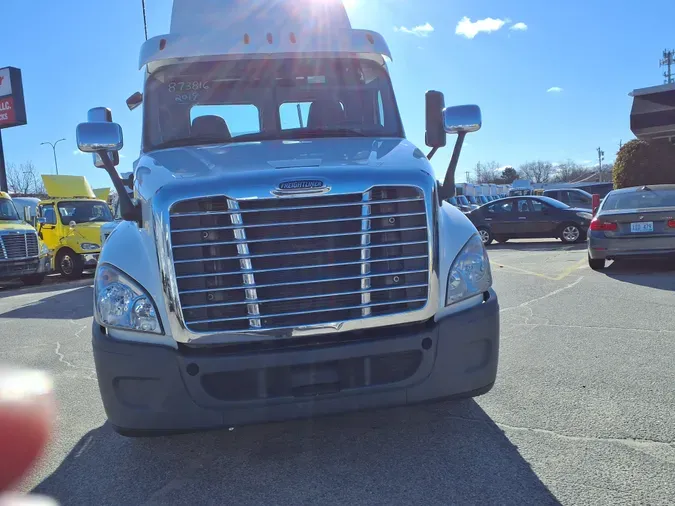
151;137;232;151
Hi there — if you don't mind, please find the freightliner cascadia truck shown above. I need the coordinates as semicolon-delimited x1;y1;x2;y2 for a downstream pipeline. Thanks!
76;0;499;436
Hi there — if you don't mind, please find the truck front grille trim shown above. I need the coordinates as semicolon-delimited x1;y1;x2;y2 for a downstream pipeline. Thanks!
168;186;430;333
0;233;39;260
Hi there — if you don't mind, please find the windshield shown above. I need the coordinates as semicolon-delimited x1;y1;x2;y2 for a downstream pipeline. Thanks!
0;198;20;221
57;201;113;224
537;196;571;209
602;189;675;210
143;58;403;151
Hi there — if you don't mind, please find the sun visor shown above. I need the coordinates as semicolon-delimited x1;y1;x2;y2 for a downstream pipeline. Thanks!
42;175;96;199
630;83;675;141
93;188;111;202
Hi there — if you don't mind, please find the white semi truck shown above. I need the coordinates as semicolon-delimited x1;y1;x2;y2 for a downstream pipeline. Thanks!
76;0;499;436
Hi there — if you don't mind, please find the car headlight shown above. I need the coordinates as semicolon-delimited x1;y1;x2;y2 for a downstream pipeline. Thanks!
81;243;100;251
446;234;492;306
576;212;593;220
95;264;162;334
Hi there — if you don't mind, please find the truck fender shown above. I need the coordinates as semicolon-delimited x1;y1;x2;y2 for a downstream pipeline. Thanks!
436;202;481;311
97;221;176;347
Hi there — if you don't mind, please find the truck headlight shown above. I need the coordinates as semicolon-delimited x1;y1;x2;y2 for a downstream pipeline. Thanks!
81;243;100;251
446;234;492;306
95;264;162;334
40;243;50;256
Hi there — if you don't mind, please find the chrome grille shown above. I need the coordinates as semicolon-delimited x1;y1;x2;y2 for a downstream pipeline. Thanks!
0;233;39;260
169;186;430;333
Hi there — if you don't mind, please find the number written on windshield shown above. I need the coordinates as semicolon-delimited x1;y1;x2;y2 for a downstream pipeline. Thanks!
168;81;210;92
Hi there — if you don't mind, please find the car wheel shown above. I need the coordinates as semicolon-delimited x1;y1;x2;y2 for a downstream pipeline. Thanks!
20;274;46;286
57;249;84;280
588;254;606;271
495;236;509;244
477;227;493;245
560;223;582;244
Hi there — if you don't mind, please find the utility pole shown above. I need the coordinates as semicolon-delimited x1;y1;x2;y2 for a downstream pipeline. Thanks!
597;147;605;182
465;171;471;183
619;139;623;150
660;49;675;84
40;138;66;175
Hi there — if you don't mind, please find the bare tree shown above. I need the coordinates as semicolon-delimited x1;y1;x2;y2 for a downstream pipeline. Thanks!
553;160;594;183
519;160;554;183
474;161;502;183
6;161;45;196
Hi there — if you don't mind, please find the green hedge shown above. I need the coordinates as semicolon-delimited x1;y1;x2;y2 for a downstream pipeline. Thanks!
613;139;675;189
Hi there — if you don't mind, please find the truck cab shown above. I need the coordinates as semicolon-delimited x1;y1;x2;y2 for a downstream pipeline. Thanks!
0;191;51;285
37;175;113;279
75;0;499;436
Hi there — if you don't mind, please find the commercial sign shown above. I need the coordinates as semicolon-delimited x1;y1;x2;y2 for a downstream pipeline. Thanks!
0;67;27;129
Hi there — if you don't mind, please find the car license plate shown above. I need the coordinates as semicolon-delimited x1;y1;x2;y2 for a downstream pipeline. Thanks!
630;221;654;233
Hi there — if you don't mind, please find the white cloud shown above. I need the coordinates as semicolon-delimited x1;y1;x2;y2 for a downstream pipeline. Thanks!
455;17;506;39
395;22;434;37
547;86;563;93
510;22;528;31
73;150;86;156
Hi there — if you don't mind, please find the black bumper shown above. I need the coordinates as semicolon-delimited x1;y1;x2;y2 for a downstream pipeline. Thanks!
93;290;499;434
0;255;50;281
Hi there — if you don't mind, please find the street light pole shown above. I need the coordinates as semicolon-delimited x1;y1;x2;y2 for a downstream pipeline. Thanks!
597;147;605;182
41;138;66;175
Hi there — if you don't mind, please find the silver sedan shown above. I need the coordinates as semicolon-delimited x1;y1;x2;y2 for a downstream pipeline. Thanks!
588;184;675;270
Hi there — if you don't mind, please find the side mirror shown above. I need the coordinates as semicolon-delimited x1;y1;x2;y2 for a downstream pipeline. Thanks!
85;107;121;168
443;105;482;134
76;122;124;154
425;91;447;149
23;207;31;224
592;194;601;216
37;217;46;225
126;92;143;111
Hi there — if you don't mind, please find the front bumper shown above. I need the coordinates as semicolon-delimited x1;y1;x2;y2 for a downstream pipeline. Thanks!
83;253;100;266
0;255;50;280
93;290;499;434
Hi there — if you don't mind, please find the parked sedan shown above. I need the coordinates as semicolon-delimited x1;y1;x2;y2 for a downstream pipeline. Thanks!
588;185;675;270
467;196;592;245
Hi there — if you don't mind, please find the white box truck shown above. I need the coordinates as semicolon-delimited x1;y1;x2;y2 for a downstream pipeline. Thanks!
75;0;499;436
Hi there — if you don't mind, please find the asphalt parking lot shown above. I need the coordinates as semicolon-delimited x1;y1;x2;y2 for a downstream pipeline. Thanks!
1;240;674;505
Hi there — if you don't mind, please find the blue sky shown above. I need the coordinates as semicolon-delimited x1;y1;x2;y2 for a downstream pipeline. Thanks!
1;0;674;189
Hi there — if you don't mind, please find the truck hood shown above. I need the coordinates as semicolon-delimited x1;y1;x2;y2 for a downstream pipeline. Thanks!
135;138;432;200
0;220;34;232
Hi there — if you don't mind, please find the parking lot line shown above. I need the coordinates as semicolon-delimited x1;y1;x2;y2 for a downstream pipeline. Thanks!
491;257;587;281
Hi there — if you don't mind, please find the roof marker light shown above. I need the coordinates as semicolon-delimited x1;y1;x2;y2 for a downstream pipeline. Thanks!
159;39;167;50
366;33;375;44
243;33;250;44
267;33;273;44
289;32;297;44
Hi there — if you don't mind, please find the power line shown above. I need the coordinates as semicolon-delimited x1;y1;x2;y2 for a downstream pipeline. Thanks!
660;49;675;84
142;0;148;41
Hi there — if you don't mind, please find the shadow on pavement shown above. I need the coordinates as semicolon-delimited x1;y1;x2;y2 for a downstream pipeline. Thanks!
34;401;560;505
0;274;94;298
0;285;93;319
489;239;587;252
601;258;675;291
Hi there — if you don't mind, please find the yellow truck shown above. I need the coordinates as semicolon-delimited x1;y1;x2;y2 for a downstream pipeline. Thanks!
0;191;52;285
37;175;114;279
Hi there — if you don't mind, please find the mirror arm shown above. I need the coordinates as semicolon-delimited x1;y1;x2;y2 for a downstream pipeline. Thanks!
427;147;438;160
439;131;467;201
96;150;140;223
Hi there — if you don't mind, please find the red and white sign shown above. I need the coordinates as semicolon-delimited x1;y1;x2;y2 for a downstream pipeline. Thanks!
0;97;16;126
0;67;12;97
0;67;26;129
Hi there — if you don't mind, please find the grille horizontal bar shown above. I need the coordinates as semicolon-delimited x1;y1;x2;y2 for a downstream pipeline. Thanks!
169;186;430;333
170;197;423;217
189;298;429;325
183;283;429;309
